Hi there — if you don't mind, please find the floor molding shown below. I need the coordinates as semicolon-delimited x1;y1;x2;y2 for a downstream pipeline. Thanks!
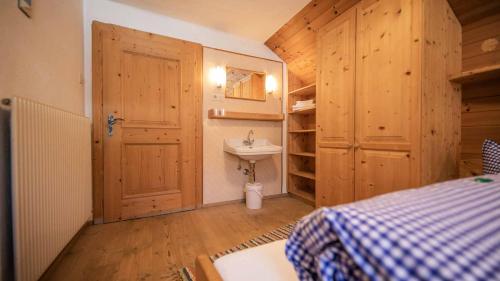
202;193;289;208
39;220;92;281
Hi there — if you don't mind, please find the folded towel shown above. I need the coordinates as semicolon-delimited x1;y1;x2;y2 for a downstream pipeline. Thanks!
292;105;315;109
292;104;315;112
294;99;315;106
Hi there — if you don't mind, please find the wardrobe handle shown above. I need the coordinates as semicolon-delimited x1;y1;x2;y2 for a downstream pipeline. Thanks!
353;143;360;149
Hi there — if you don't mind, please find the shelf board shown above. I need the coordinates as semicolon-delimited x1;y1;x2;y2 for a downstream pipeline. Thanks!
288;129;316;133
288;84;316;96
289;170;316;180
289;189;315;205
208;109;284;121
289;152;316;158
449;64;500;84
288;107;316;115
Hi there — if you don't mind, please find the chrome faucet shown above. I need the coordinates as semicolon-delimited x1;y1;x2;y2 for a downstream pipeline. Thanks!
243;129;255;146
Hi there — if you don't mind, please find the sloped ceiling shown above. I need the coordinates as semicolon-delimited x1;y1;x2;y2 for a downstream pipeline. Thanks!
449;0;500;25
265;0;500;85
112;0;310;42
265;0;359;85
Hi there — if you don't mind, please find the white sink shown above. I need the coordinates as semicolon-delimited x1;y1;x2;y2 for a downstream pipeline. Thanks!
224;138;282;162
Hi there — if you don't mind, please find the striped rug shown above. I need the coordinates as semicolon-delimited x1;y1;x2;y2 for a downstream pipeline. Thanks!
177;222;296;280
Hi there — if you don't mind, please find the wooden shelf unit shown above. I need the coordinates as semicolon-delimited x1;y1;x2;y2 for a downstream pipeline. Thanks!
288;129;316;133
208;109;284;121
287;83;316;206
289;170;316;180
288;84;316;96
288;180;315;205
288;107;316;115
289;152;316;158
449;64;500;84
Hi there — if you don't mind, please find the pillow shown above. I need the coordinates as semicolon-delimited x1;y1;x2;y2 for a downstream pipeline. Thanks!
482;139;500;174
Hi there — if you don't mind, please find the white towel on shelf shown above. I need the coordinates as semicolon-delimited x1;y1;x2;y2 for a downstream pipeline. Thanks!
294;99;315;106
292;104;315;112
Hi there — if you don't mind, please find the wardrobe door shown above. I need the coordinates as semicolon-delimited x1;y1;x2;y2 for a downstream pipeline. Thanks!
316;6;356;207
354;0;419;200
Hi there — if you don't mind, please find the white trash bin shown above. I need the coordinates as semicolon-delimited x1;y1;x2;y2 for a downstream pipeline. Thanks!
245;182;263;209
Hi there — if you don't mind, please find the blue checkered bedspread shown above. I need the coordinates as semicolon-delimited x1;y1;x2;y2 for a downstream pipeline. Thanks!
286;175;500;281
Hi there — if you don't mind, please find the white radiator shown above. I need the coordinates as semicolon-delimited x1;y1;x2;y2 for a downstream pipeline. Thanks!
10;97;92;281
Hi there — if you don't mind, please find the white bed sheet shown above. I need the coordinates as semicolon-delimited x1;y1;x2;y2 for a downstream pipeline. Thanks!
213;239;299;281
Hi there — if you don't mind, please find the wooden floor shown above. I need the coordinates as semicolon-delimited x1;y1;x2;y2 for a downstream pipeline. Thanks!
42;196;313;281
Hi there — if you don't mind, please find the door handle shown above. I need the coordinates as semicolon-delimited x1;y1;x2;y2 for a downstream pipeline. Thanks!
107;113;125;136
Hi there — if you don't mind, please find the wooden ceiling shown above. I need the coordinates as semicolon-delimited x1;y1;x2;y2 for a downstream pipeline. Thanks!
450;0;500;25
265;0;500;86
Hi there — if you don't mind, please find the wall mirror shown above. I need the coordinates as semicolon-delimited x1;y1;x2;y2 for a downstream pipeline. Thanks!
225;66;266;101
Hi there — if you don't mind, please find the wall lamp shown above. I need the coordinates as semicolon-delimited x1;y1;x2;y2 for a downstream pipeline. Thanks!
265;75;278;94
210;66;226;88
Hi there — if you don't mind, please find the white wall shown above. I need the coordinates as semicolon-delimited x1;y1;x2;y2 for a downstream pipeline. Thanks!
203;47;284;204
0;0;84;114
83;0;282;116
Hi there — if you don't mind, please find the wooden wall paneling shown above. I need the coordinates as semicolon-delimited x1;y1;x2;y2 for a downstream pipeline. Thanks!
447;0;500;26
315;5;356;206
268;0;356;53
462;13;500;71
459;11;500;177
268;0;337;47
462;95;500;127
463;79;500;99
287;71;305;92
461;92;500;175
420;0;462;184
462;126;500;156
459;158;483;177
461;81;500;176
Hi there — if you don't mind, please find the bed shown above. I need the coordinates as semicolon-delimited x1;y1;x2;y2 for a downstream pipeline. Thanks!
196;174;500;281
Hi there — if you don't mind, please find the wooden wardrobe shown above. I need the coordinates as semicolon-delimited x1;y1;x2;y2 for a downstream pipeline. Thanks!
316;0;462;206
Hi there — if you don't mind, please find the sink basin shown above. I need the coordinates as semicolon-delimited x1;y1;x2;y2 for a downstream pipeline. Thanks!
224;138;282;162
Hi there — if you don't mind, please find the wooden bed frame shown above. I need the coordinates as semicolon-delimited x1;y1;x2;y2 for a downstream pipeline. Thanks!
195;255;223;281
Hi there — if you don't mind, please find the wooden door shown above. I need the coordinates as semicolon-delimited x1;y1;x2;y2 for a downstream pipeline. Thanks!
94;22;202;223
316;6;357;207
354;0;418;200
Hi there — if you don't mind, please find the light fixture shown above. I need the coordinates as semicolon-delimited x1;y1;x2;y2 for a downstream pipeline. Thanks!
265;75;278;94
210;66;226;88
